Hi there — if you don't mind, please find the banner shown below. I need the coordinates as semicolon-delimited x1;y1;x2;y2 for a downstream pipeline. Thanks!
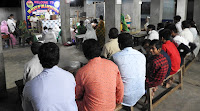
25;0;60;28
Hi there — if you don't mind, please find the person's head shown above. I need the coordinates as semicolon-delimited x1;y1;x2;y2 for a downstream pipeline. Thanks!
159;29;172;42
149;40;162;55
82;39;101;60
118;33;133;50
99;15;103;20
47;9;50;12
31;42;43;55
38;42;59;68
157;23;164;30
142;39;151;49
174;15;181;23
109;28;119;39
182;20;190;29
93;19;98;24
43;26;48;30
147;24;155;33
80;21;84;26
10;14;14;19
33;14;36;17
189;20;196;28
167;24;178;37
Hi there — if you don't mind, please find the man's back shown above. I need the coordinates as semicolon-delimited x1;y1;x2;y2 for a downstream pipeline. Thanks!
101;38;120;58
23;66;78;111
180;28;194;43
23;54;43;84
112;47;146;106
162;41;181;75
75;57;124;111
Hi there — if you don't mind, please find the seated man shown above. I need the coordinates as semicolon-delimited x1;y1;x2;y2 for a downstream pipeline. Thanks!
74;21;87;35
180;20;194;43
22;42;78;111
101;28;120;59
146;40;169;88
30;14;38;30
75;39;124;111
174;15;182;33
160;29;181;75
43;28;57;43
145;24;159;40
23;42;43;84
167;24;191;65
112;33;146;110
157;23;164;32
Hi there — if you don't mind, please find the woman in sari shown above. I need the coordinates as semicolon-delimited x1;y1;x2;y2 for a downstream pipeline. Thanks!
1;20;17;46
96;15;105;48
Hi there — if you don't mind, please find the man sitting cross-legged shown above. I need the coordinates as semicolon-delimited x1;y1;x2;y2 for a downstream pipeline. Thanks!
75;39;124;111
22;42;78;111
112;33;146;111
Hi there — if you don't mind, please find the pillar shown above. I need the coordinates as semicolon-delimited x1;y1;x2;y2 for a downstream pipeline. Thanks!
193;0;200;30
84;0;87;12
150;0;164;26
60;0;71;44
105;0;121;42
0;28;7;98
176;0;188;20
21;0;26;20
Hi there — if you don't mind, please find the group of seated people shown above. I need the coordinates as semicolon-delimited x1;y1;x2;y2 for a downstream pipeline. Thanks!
21;15;199;111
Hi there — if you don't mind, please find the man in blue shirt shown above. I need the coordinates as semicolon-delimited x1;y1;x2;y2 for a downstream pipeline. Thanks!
22;42;78;111
112;33;146;110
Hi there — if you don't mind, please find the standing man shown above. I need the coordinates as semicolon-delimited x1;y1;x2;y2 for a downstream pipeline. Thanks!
112;33;146;110
76;39;124;111
22;42;78;111
30;14;39;30
45;9;52;20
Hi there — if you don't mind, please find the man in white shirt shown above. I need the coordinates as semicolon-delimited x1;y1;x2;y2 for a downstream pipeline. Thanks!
7;16;16;33
145;24;159;40
22;42;78;111
45;9;52;20
112;33;146;110
23;42;43;84
101;28;120;59
174;15;182;34
30;14;39;29
180;20;194;43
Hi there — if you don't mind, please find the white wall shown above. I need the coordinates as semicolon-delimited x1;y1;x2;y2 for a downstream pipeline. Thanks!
70;7;84;17
0;7;22;23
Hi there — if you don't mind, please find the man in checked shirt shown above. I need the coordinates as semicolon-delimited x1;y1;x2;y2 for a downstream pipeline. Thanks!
145;40;169;94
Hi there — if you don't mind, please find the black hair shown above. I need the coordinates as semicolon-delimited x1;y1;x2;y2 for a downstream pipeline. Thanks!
167;24;178;33
38;42;59;68
174;15;181;21
93;19;98;24
10;14;14;17
157;23;164;29
43;26;48;30
159;29;171;40
149;40;162;50
33;14;36;16
189;20;196;28
142;39;151;46
109;28;119;39
31;42;43;55
82;39;101;60
182;20;190;29
100;15;103;20
80;21;84;26
118;33;133;48
147;24;155;30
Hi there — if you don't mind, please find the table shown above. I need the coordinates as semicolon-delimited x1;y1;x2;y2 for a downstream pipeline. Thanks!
42;20;61;29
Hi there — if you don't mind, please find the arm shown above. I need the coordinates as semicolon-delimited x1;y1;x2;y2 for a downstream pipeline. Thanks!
116;71;124;104
75;70;85;101
101;46;108;58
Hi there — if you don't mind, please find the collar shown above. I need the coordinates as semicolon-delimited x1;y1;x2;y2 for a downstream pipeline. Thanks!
109;38;118;42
